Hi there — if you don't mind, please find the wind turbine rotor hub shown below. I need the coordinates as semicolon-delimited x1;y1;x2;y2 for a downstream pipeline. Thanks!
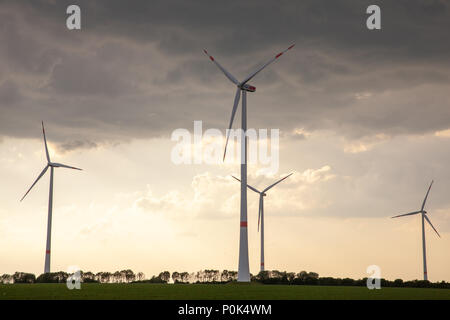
240;83;256;92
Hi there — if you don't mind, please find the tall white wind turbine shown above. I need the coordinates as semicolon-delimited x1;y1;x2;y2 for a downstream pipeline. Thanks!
20;122;82;273
204;44;294;281
391;180;441;281
232;173;293;273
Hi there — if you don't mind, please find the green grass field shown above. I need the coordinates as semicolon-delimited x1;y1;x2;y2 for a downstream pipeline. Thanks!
1;283;450;300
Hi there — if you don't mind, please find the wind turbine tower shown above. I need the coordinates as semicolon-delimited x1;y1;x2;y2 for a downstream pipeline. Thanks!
233;173;293;272
204;44;294;281
391;180;441;281
21;122;82;273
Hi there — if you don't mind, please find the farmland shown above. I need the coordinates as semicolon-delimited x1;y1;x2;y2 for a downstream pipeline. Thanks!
1;283;450;300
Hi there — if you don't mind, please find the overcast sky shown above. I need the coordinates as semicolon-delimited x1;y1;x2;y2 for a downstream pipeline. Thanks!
1;0;450;281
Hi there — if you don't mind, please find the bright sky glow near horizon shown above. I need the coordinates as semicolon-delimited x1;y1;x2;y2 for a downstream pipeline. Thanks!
1;0;450;281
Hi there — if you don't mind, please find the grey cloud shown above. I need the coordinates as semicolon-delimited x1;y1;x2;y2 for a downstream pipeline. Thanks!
0;80;22;105
48;56;135;96
57;139;98;153
0;0;449;148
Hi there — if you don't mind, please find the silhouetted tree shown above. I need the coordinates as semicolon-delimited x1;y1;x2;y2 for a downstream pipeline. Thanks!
0;274;13;284
256;271;270;282
228;271;238;281
36;272;68;283
158;271;170;283
172;272;180;283
211;270;220;282
196;270;205;283
13;272;35;284
180;272;190;283
96;272;111;283
123;269;135;283
287;272;296;282
221;270;229;282
82;271;97;283
113;271;121;283
296;271;308;281
136;272;145;281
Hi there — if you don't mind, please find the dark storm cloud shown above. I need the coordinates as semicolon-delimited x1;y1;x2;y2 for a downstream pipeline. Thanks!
48;55;134;95
0;80;22;105
57;139;98;153
0;0;449;149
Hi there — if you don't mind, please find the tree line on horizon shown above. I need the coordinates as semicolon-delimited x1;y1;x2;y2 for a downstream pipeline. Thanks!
1;269;449;289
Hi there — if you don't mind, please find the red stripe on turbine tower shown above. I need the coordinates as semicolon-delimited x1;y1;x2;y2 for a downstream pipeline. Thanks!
46;250;50;254
240;221;247;227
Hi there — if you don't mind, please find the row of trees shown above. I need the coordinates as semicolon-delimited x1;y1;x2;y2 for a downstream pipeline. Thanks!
1;272;36;284
0;269;237;284
0;270;145;284
135;270;239;284
2;270;450;288
252;271;450;289
172;270;238;283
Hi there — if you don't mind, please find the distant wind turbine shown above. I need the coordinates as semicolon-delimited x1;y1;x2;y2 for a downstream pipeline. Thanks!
204;44;294;281
20;122;82;273
232;173;293;273
391;180;440;281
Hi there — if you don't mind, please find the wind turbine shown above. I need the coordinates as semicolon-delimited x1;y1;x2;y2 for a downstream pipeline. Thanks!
232;173;293;273
204;44;294;282
20;122;82;273
391;180;440;281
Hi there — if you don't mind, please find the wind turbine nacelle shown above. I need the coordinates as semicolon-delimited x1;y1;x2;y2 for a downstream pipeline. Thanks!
241;84;256;92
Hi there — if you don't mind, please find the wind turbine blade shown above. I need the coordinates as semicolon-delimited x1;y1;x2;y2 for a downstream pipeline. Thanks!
241;44;295;85
53;163;82;170
258;195;263;232
42;121;50;162
223;88;241;161
231;175;261;194
421;180;434;211
391;211;422;218
20;165;49;201
424;215;441;238
263;173;293;193
203;49;239;85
